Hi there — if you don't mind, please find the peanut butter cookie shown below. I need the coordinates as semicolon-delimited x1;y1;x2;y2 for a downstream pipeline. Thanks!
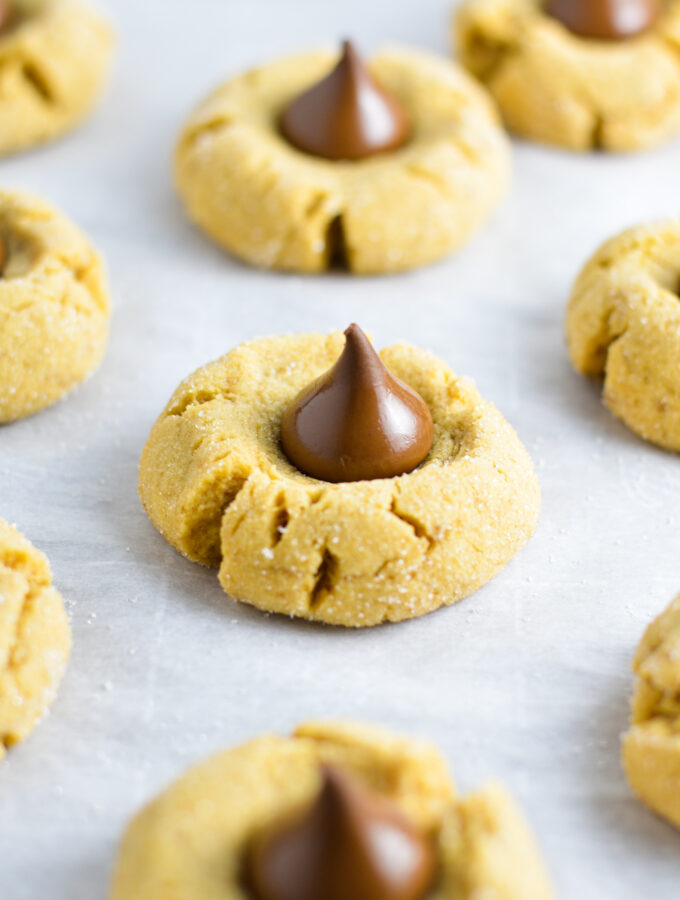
455;0;680;151
110;721;554;900
566;221;680;451
174;44;509;274
0;189;110;423
0;0;114;156
138;330;540;627
623;593;680;828
0;518;71;759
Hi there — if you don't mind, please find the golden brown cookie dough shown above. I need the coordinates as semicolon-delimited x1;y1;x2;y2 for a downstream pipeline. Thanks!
0;517;71;758
0;189;110;423
0;0;114;156
566;220;680;451
138;331;540;627
623;593;680;828
174;46;510;274
110;720;554;900
454;0;680;151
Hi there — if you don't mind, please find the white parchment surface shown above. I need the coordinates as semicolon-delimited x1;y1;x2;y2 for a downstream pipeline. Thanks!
2;1;680;897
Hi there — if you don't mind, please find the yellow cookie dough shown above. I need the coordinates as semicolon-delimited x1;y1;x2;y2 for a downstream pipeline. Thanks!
110;720;554;900
0;0;114;156
139;331;540;627
0;189;110;423
454;0;680;151
623;593;680;828
174;46;510;274
566;221;680;452
0;517;71;758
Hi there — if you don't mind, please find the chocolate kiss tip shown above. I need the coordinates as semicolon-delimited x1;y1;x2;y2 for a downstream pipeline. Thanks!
246;765;436;900
545;0;659;40
280;324;433;483
279;39;410;161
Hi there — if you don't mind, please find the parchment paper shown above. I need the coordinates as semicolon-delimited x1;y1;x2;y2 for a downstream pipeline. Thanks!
2;1;680;897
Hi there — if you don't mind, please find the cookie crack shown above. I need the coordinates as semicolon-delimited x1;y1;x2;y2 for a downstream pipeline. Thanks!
324;212;349;270
405;164;452;195
309;547;339;611
658;33;680;66
21;60;55;106
47;252;108;315
218;477;251;536
590;113;605;151
166;389;237;419
389;498;436;551
0;578;33;698
270;492;290;547
599;320;630;380
576;296;630;378
181;115;235;154
462;25;522;84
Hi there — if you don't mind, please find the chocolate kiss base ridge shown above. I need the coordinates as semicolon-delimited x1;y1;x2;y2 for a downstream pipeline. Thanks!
545;0;660;40
279;40;411;160
280;324;434;482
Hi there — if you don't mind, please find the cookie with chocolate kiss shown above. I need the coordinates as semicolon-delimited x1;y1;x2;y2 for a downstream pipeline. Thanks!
456;0;680;152
175;41;509;273
139;328;539;626
247;765;436;900
110;721;555;900
0;0;114;157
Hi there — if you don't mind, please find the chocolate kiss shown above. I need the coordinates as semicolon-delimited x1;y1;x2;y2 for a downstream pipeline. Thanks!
247;765;437;900
280;40;411;160
545;0;660;39
0;2;12;33
280;324;434;482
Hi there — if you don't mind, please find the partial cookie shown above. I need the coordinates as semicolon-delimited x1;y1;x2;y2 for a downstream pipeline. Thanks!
110;720;554;900
175;44;509;274
565;221;680;451
623;593;680;828
139;330;540;627
0;518;71;758
0;189;110;423
0;0;114;156
454;0;680;151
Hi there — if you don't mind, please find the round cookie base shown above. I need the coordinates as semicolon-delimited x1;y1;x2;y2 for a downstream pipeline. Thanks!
110;720;554;900
622;593;680;829
139;332;540;627
454;0;680;153
565;221;680;452
0;189;110;423
0;1;115;158
0;518;71;757
174;46;510;274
